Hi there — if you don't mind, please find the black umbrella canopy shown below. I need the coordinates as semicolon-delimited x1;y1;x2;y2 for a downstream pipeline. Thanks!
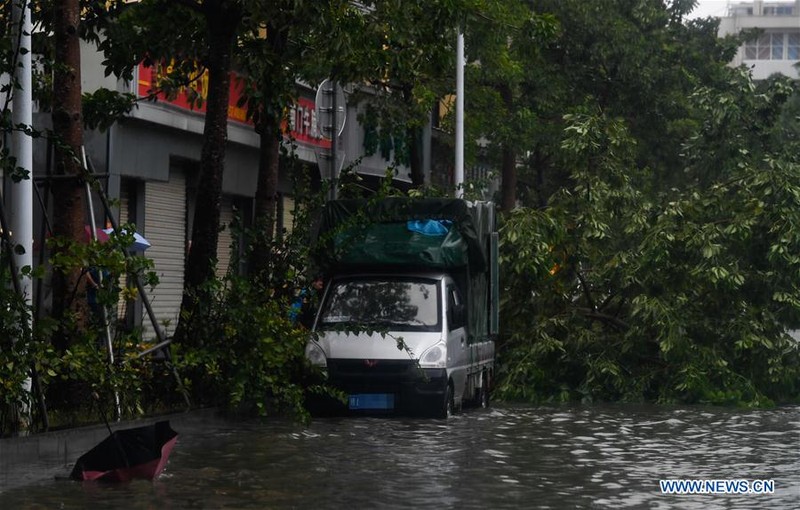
70;421;178;482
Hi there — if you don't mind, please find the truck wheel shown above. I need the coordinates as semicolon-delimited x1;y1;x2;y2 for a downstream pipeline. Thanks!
478;370;490;408
437;383;454;419
479;379;490;409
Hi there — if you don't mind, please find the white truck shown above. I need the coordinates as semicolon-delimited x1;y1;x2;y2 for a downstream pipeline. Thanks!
305;198;499;417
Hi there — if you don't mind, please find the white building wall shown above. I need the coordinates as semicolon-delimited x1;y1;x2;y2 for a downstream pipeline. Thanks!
80;39;126;94
718;1;800;79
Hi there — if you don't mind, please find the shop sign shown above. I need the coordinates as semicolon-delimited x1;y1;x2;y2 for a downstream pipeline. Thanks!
137;63;330;149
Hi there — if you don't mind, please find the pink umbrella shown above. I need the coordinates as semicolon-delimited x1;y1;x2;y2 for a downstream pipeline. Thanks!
84;225;110;243
69;421;178;482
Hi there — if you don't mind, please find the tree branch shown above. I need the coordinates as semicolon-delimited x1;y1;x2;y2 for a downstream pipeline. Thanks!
134;64;209;104
575;307;630;331
474;11;522;31
574;269;597;311
171;0;203;13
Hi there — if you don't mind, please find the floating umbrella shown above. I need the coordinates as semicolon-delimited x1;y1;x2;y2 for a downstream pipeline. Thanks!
69;421;178;482
102;228;151;251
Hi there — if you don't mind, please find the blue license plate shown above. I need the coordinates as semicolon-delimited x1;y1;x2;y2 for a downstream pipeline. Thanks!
348;393;395;410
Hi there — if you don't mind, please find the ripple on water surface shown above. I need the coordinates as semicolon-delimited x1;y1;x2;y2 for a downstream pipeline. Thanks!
0;404;798;509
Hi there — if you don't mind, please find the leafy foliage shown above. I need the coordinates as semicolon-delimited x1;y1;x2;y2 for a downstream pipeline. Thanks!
173;277;315;419
0;222;174;435
339;0;469;183
4;0;800;434
82;88;137;131
497;70;800;407
171;160;331;420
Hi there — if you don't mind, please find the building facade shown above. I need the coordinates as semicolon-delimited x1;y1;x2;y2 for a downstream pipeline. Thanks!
717;1;800;79
23;41;424;340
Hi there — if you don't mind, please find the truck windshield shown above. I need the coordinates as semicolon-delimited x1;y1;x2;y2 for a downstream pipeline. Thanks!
319;277;441;332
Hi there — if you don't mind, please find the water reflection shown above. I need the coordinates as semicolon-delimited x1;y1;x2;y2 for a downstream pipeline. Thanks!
1;404;797;509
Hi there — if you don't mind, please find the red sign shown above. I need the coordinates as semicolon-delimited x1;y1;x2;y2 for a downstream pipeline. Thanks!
137;63;330;149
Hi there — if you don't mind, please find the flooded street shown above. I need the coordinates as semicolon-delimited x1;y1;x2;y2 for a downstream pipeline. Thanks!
1;404;797;509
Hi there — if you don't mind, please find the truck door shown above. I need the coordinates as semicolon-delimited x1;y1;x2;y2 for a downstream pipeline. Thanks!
446;282;468;403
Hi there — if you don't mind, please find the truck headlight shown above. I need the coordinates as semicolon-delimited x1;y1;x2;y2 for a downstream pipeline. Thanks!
305;341;327;368
419;342;445;368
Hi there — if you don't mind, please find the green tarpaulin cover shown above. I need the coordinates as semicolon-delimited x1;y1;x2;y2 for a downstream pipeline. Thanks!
317;198;488;271
334;222;467;268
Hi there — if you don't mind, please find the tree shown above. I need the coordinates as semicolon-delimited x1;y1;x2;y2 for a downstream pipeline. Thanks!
497;0;742;208
237;0;472;275
49;0;87;346
339;0;467;188
238;20;288;280
496;6;800;407
463;2;557;210
94;0;244;346
174;0;242;346
96;0;372;337
236;0;351;281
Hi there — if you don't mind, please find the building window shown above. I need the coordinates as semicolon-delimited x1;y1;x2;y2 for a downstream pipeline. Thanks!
763;6;793;15
744;32;800;61
771;33;784;59
760;34;772;59
789;33;800;60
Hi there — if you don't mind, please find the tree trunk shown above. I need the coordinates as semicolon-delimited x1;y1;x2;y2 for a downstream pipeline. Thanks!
499;83;517;212
402;85;425;188
51;0;86;347
248;22;287;281
534;147;547;209
408;126;424;187
174;0;241;345
250;118;281;280
501;143;517;212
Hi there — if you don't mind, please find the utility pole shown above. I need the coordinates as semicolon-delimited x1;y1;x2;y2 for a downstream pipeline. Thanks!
330;81;338;201
315;79;346;200
10;0;34;426
455;29;465;198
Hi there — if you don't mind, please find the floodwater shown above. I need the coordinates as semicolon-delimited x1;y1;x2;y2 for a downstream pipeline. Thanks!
1;404;798;509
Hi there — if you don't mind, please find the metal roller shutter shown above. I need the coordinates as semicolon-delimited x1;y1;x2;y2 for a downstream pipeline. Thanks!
116;186;129;321
282;196;295;235
216;194;233;279
143;170;186;339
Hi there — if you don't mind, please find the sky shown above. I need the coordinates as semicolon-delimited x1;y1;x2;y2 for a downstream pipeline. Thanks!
687;0;733;19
